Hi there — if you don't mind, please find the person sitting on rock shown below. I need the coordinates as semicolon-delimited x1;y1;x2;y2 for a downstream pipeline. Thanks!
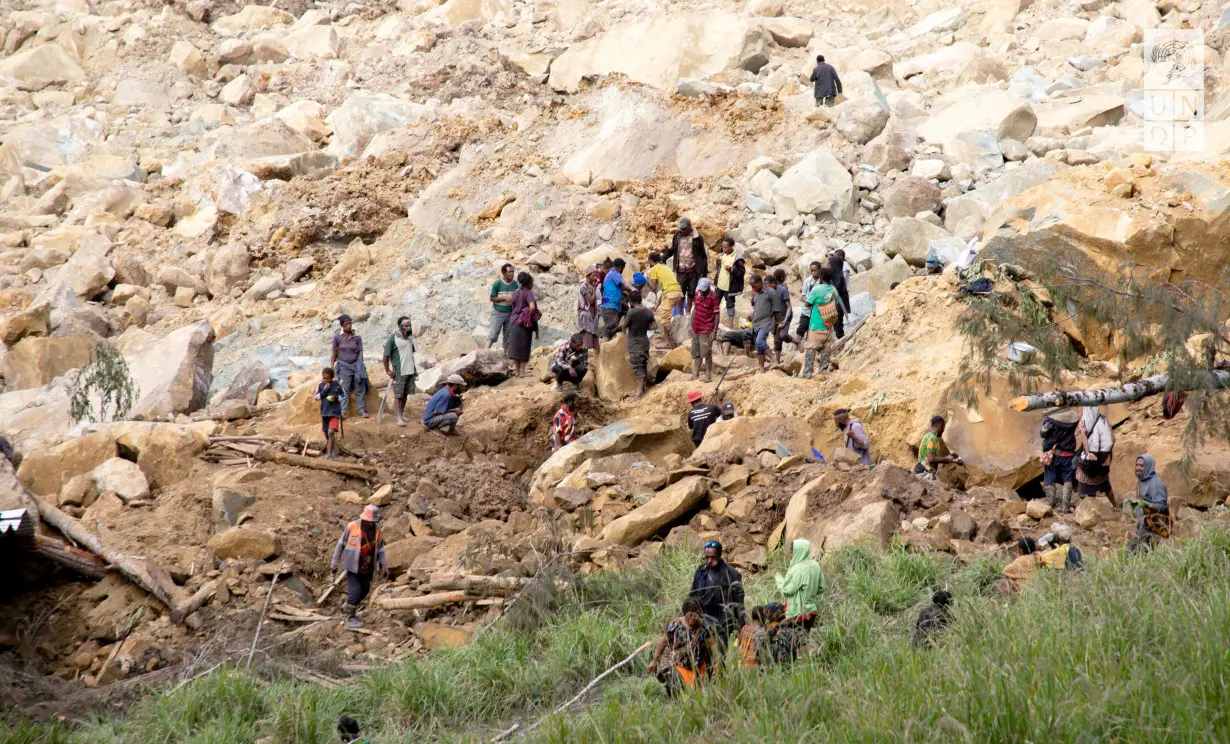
915;415;963;480
997;537;1040;594
550;333;589;392
314;367;346;460
648;597;720;696
619;289;657;399
330;505;387;629
688;540;745;647
1126;454;1170;553
686;392;723;448
775;539;825;629
834;408;872;467
550;391;578;452
912;589;953;648
423;375;466;436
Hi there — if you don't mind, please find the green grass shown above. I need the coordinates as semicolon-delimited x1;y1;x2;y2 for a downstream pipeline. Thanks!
6;530;1230;743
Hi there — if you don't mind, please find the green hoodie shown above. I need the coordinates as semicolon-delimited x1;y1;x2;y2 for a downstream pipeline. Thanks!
775;538;825;619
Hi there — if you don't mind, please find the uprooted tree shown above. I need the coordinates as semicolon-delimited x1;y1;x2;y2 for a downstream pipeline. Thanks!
950;230;1230;475
68;344;139;425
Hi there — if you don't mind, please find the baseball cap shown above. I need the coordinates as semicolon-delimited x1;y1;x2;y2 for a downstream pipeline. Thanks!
633;272;647;287
362;504;380;521
697;277;712;291
446;374;466;386
687;391;704;403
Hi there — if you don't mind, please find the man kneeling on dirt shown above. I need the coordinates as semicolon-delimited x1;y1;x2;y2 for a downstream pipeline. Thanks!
330;505;387;629
423;374;466;436
648;597;720;696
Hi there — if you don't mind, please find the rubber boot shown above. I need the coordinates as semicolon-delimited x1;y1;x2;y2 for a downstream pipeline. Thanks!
1043;484;1057;508
1061;482;1074;514
342;602;363;629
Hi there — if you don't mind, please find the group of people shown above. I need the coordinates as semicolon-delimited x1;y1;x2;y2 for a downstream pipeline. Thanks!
648;538;827;694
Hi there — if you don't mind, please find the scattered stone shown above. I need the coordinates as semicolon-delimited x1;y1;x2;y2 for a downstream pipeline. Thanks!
207;527;280;561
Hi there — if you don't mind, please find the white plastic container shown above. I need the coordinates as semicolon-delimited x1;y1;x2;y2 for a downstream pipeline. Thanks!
1005;342;1036;364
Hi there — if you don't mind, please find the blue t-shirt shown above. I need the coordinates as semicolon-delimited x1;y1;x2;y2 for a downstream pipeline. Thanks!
423;387;456;423
601;268;624;310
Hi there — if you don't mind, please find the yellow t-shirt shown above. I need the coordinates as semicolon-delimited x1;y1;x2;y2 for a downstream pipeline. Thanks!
717;253;737;291
648;264;681;295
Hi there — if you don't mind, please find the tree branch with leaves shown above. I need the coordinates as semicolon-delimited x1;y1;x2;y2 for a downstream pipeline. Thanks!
69;344;139;425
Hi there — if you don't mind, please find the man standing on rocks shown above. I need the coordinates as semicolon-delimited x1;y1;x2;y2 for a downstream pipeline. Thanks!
769;270;793;358
714;236;744;321
797;260;822;342
691;278;720;381
828;252;851;339
382;316;417;428
577;264;602;356
486;263;518;355
1039;411;1079;513
686;391;722;447
601;258;632;340
688;540;745;647
331;315;368;418
620;289;657;399
833;408;872;466
810;54;842;107
802;267;838;378
647;251;683;349
423;375;466;436
330;504;387;629
664;218;707;311
748;274;782;373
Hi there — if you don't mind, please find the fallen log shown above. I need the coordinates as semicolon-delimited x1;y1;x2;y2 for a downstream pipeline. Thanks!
376;590;468;611
252;448;378;480
30;494;184;612
171;579;220;625
35;534;106;578
427;573;541;596
1009;371;1230;412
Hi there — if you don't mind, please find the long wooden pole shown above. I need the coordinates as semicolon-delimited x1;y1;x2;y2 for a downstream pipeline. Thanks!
254;449;378;480
31;494;183;611
376;590;468;610
1009;371;1230;411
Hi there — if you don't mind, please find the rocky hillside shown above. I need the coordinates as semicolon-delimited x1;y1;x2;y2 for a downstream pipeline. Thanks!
4;0;1230;709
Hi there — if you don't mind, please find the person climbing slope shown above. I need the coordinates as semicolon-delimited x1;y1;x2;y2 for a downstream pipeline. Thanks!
648;597;720;696
330;505;387;629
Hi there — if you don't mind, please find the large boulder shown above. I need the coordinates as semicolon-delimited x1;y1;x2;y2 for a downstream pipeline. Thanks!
946;131;1004;174
16;431;116;496
894;42;978;80
206;243;251;298
60;242;115;299
1032;93;1124;132
601;476;709;546
572;247;639;278
847;254;914;298
693;416;813;459
593;334;639;400
119;321;216;419
882;218;951;266
881;178;943;220
835;102;890;145
212;119;315;161
425;0;510;25
916;87;1036;145
101;422;209;489
549;12;768;93
212;5;294;36
207;527;280;560
0;335;98;391
217;361;271;405
0;45;84;91
385;536;442;576
529;414;688;504
416;349;509;394
326;94;438;163
92;457;150;503
770;148;856;221
0;305;50;345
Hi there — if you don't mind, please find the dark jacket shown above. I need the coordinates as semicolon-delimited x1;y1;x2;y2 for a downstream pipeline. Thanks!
727;257;746;294
665;231;708;277
689;560;745;635
810;62;842;99
1040;417;1078;454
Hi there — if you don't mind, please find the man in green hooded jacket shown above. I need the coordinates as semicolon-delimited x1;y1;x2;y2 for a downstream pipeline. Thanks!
775;538;825;623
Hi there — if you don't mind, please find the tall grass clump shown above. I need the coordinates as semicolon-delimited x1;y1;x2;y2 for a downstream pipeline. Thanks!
4;529;1230;743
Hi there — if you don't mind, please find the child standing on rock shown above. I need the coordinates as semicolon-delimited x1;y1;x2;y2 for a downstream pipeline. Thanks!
315;367;346;460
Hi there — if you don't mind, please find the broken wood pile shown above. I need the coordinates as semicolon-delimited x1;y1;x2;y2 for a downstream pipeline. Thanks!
200;436;378;480
377;573;549;612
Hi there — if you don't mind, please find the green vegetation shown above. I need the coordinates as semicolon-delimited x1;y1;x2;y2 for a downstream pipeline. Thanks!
7;530;1230;743
67;344;138;425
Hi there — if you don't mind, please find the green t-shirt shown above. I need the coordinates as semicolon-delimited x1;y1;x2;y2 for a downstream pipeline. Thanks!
806;284;837;332
384;328;414;377
917;432;940;470
490;279;518;313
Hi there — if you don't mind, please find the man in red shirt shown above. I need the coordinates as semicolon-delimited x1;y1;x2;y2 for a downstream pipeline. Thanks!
690;278;721;381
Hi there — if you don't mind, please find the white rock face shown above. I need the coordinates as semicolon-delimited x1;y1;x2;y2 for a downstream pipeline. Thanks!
0;45;84;91
909;8;966;36
212;5;294;36
770;148;856;222
326;93;438;162
93;457;150;503
918;87;1037;145
894;42;978;79
548;12;769;93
